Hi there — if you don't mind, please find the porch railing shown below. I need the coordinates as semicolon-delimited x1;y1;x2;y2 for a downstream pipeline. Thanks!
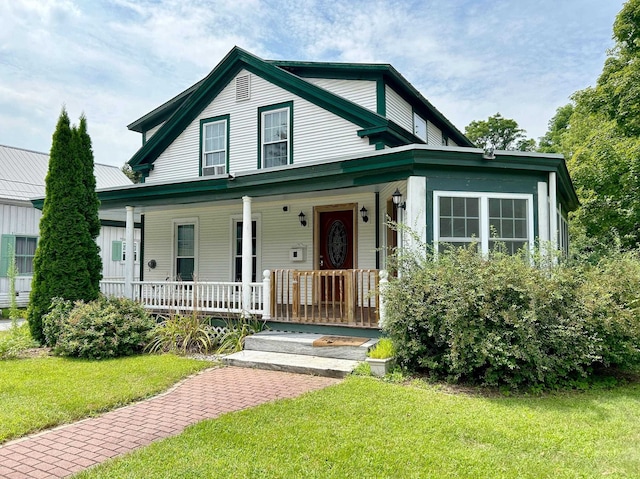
100;280;263;315
271;269;380;327
100;269;383;327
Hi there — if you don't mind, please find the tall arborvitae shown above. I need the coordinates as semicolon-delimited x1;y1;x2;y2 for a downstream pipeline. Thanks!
76;115;102;295
28;108;101;343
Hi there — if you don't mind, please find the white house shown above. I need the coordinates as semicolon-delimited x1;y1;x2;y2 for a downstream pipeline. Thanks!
0;145;140;308
88;47;577;333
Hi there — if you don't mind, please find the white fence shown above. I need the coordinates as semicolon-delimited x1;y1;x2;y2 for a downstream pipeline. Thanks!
100;279;263;315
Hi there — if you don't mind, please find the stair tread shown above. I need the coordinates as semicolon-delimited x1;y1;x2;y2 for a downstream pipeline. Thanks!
223;350;361;378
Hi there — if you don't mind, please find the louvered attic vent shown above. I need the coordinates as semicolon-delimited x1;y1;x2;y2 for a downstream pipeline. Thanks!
236;74;250;101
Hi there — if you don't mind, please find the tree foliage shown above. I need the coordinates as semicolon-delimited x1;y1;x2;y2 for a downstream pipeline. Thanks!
464;113;535;151
540;0;640;252
27;109;102;343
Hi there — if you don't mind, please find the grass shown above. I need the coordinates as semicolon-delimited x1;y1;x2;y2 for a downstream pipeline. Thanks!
77;376;640;478
0;354;212;443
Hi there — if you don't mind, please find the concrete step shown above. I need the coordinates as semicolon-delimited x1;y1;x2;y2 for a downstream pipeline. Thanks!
244;331;377;361
222;350;360;378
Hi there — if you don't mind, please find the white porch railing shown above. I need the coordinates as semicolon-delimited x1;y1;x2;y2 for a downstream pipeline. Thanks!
100;279;263;315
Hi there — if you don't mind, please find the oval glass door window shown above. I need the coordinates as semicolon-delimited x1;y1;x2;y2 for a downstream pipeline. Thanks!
327;220;348;268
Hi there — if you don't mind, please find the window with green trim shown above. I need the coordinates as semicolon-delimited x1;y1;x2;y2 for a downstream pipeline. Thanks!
259;103;291;168
201;117;228;176
434;192;533;255
0;235;37;277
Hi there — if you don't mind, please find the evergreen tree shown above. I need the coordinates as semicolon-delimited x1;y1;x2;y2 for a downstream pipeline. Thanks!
27;108;101;343
75;115;102;295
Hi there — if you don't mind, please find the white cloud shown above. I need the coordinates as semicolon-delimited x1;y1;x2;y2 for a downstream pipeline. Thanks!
0;0;627;165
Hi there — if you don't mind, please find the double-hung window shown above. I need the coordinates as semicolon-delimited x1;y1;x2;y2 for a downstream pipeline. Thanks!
434;192;533;255
0;235;37;276
201;116;228;176
174;221;197;281
259;102;292;169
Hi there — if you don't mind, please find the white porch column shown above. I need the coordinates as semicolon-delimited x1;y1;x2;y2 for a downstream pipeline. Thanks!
537;181;550;245
241;196;252;317
124;206;135;299
549;172;558;255
405;176;427;253
378;270;389;328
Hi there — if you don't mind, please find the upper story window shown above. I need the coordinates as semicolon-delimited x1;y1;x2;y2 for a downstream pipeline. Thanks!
434;191;533;255
413;112;427;143
258;101;293;169
200;115;229;176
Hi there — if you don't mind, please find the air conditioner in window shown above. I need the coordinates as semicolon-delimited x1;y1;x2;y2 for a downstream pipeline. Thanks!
203;165;226;176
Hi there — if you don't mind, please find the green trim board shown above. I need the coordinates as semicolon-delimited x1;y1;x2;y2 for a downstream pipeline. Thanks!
83;147;578;214
257;101;294;169
199;114;230;177
100;219;143;229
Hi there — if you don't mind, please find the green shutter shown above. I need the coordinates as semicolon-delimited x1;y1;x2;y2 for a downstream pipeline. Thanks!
0;235;15;277
112;241;123;262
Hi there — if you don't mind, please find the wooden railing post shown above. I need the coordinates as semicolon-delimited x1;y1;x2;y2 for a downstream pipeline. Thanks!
345;270;354;323
292;271;300;319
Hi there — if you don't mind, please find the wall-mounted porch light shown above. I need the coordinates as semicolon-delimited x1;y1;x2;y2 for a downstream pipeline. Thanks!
360;206;369;223
392;188;406;210
298;211;307;227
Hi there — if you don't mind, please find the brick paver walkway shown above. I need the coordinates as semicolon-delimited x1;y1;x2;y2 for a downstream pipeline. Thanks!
0;367;340;478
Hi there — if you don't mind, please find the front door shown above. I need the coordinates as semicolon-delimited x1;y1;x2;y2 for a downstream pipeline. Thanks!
318;209;354;301
319;209;354;270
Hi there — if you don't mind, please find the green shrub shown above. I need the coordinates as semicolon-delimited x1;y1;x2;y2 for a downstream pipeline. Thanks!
42;297;75;347
0;324;37;360
383;243;636;389
146;314;216;355
53;296;155;359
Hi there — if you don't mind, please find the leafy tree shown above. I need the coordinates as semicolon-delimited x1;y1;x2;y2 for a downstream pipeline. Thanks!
121;163;142;183
538;103;574;154
465;113;534;151
541;0;640;253
27;109;102;343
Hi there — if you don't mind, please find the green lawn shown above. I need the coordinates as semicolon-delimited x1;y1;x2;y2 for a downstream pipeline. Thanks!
0;354;211;443
77;376;640;478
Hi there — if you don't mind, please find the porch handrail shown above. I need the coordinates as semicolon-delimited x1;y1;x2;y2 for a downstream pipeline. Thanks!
100;280;263;316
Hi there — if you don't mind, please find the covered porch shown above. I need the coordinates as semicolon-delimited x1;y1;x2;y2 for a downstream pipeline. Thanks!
100;267;386;328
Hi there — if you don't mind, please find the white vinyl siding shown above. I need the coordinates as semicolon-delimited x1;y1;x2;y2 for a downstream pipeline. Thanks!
141;190;377;282
100;227;142;280
145;122;164;142
146;70;374;183
385;85;413;133
304;78;377;112
427;121;442;146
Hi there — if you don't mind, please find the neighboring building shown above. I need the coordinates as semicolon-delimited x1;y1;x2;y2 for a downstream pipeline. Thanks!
0;145;140;307
91;47;578;331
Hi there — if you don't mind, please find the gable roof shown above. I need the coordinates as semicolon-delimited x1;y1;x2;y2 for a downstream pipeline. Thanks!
127;47;473;174
0;144;132;204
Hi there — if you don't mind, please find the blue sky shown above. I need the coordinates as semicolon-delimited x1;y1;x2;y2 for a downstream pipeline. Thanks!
0;0;625;167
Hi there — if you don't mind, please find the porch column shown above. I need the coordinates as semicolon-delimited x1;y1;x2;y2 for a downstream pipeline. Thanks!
537;181;550;262
124;206;135;299
405;176;427;253
242;196;252;317
549;172;558;256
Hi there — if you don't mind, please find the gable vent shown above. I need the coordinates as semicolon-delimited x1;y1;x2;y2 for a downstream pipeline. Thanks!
236;74;250;101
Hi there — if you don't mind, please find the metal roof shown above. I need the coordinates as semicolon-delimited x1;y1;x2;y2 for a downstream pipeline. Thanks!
0;144;132;203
